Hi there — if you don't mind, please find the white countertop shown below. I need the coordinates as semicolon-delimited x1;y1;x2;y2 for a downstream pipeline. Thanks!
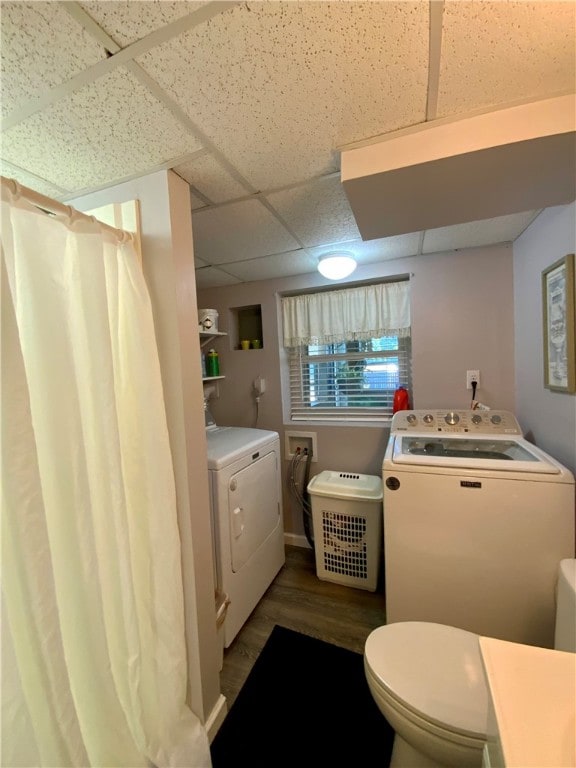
480;636;576;768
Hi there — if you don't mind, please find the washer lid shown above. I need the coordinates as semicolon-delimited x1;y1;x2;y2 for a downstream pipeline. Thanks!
365;622;488;737
391;434;564;475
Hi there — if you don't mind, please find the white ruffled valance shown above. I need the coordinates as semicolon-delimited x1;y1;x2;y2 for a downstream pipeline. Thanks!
282;280;411;347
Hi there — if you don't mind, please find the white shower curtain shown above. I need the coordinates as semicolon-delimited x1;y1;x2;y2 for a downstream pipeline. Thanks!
1;184;211;767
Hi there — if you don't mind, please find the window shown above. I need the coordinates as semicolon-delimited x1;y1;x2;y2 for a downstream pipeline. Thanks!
288;335;411;422
282;279;411;423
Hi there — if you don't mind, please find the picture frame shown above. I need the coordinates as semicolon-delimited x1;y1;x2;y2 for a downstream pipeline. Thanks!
542;253;575;393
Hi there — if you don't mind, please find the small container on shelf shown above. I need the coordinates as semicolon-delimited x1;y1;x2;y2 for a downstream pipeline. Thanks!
205;348;220;377
198;308;219;332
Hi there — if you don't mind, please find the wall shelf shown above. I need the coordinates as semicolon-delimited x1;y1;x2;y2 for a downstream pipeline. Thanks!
200;331;226;387
231;305;263;350
200;331;227;349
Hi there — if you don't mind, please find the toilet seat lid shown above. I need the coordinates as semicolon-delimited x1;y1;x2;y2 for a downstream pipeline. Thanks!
365;622;488;737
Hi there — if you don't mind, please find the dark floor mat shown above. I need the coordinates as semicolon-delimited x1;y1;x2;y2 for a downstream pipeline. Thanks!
211;624;394;767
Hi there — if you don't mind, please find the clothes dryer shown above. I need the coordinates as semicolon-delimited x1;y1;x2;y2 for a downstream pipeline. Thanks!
206;425;285;647
382;409;575;647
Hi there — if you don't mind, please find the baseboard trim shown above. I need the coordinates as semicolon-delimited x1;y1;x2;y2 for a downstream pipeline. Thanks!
205;693;228;743
284;532;312;549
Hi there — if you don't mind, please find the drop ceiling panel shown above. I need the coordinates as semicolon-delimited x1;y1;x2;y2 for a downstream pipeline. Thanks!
138;1;429;190
222;249;320;282
192;199;300;264
0;159;70;199
1;1;573;290
79;1;208;47
190;190;207;211
195;266;242;289
174;153;250;203
0;1;109;119
309;233;422;265
437;1;576;118
423;210;540;254
1;67;204;191
266;176;360;248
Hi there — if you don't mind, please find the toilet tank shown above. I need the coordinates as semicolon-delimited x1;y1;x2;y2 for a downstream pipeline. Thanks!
554;559;576;652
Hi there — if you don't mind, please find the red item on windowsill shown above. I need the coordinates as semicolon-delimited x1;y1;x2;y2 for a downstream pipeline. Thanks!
393;386;410;413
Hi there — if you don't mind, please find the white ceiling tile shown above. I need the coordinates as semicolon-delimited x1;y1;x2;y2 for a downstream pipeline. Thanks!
79;1;208;47
309;233;422;265
223;249;320;282
438;1;576;118
422;211;540;254
175;153;250;203
1;67;204;191
190;189;207;211
192;199;299;264
266;176;360;247
1;0;570;288
0;1;108;119
0;159;71;199
138;1;429;189
195;266;242;289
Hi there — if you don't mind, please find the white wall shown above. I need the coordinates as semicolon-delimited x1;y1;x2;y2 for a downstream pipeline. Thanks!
70;171;223;732
514;202;576;474
198;243;516;540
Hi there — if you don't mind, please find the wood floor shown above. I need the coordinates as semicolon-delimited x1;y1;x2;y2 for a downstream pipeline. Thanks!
219;544;387;709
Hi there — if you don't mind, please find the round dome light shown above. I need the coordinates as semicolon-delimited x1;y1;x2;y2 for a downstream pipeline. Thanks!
317;252;357;280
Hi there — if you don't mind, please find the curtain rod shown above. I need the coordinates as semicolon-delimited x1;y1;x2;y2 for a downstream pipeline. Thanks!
1;175;134;243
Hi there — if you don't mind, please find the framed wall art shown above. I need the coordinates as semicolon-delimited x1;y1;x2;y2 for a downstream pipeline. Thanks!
542;253;575;393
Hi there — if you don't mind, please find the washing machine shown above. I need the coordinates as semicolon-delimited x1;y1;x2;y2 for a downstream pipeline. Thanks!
383;409;575;647
206;424;285;647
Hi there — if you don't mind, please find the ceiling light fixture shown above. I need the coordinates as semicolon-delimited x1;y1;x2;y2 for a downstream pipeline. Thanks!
317;252;357;280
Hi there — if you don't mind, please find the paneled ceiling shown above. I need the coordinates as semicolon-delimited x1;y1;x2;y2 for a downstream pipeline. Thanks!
1;1;575;288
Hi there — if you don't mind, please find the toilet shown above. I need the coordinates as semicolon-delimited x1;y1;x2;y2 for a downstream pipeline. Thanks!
364;559;576;768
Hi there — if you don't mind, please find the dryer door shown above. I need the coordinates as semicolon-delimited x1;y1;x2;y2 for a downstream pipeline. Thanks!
228;451;280;572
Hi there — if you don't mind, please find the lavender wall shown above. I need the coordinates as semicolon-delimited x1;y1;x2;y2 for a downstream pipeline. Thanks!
514;202;576;475
198;243;516;540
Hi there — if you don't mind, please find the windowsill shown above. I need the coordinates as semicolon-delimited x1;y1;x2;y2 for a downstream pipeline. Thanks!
283;419;392;429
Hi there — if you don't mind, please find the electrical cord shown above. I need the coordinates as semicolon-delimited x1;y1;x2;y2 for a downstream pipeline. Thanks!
471;380;477;408
253;395;260;428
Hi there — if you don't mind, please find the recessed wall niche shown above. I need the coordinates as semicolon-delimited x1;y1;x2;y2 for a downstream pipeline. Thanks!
230;305;263;350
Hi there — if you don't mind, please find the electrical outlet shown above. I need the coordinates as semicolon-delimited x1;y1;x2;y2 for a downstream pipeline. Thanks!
466;370;480;390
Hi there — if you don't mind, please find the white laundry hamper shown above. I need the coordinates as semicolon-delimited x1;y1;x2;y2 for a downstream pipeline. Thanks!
307;471;383;592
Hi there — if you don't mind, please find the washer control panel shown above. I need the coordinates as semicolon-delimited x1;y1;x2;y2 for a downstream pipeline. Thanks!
391;410;522;435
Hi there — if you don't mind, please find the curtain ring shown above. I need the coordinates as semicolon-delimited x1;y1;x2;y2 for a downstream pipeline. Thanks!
5;177;20;197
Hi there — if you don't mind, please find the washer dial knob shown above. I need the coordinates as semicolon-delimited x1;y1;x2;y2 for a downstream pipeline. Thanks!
491;414;502;425
445;412;460;425
406;414;417;425
471;414;483;425
423;414;434;424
